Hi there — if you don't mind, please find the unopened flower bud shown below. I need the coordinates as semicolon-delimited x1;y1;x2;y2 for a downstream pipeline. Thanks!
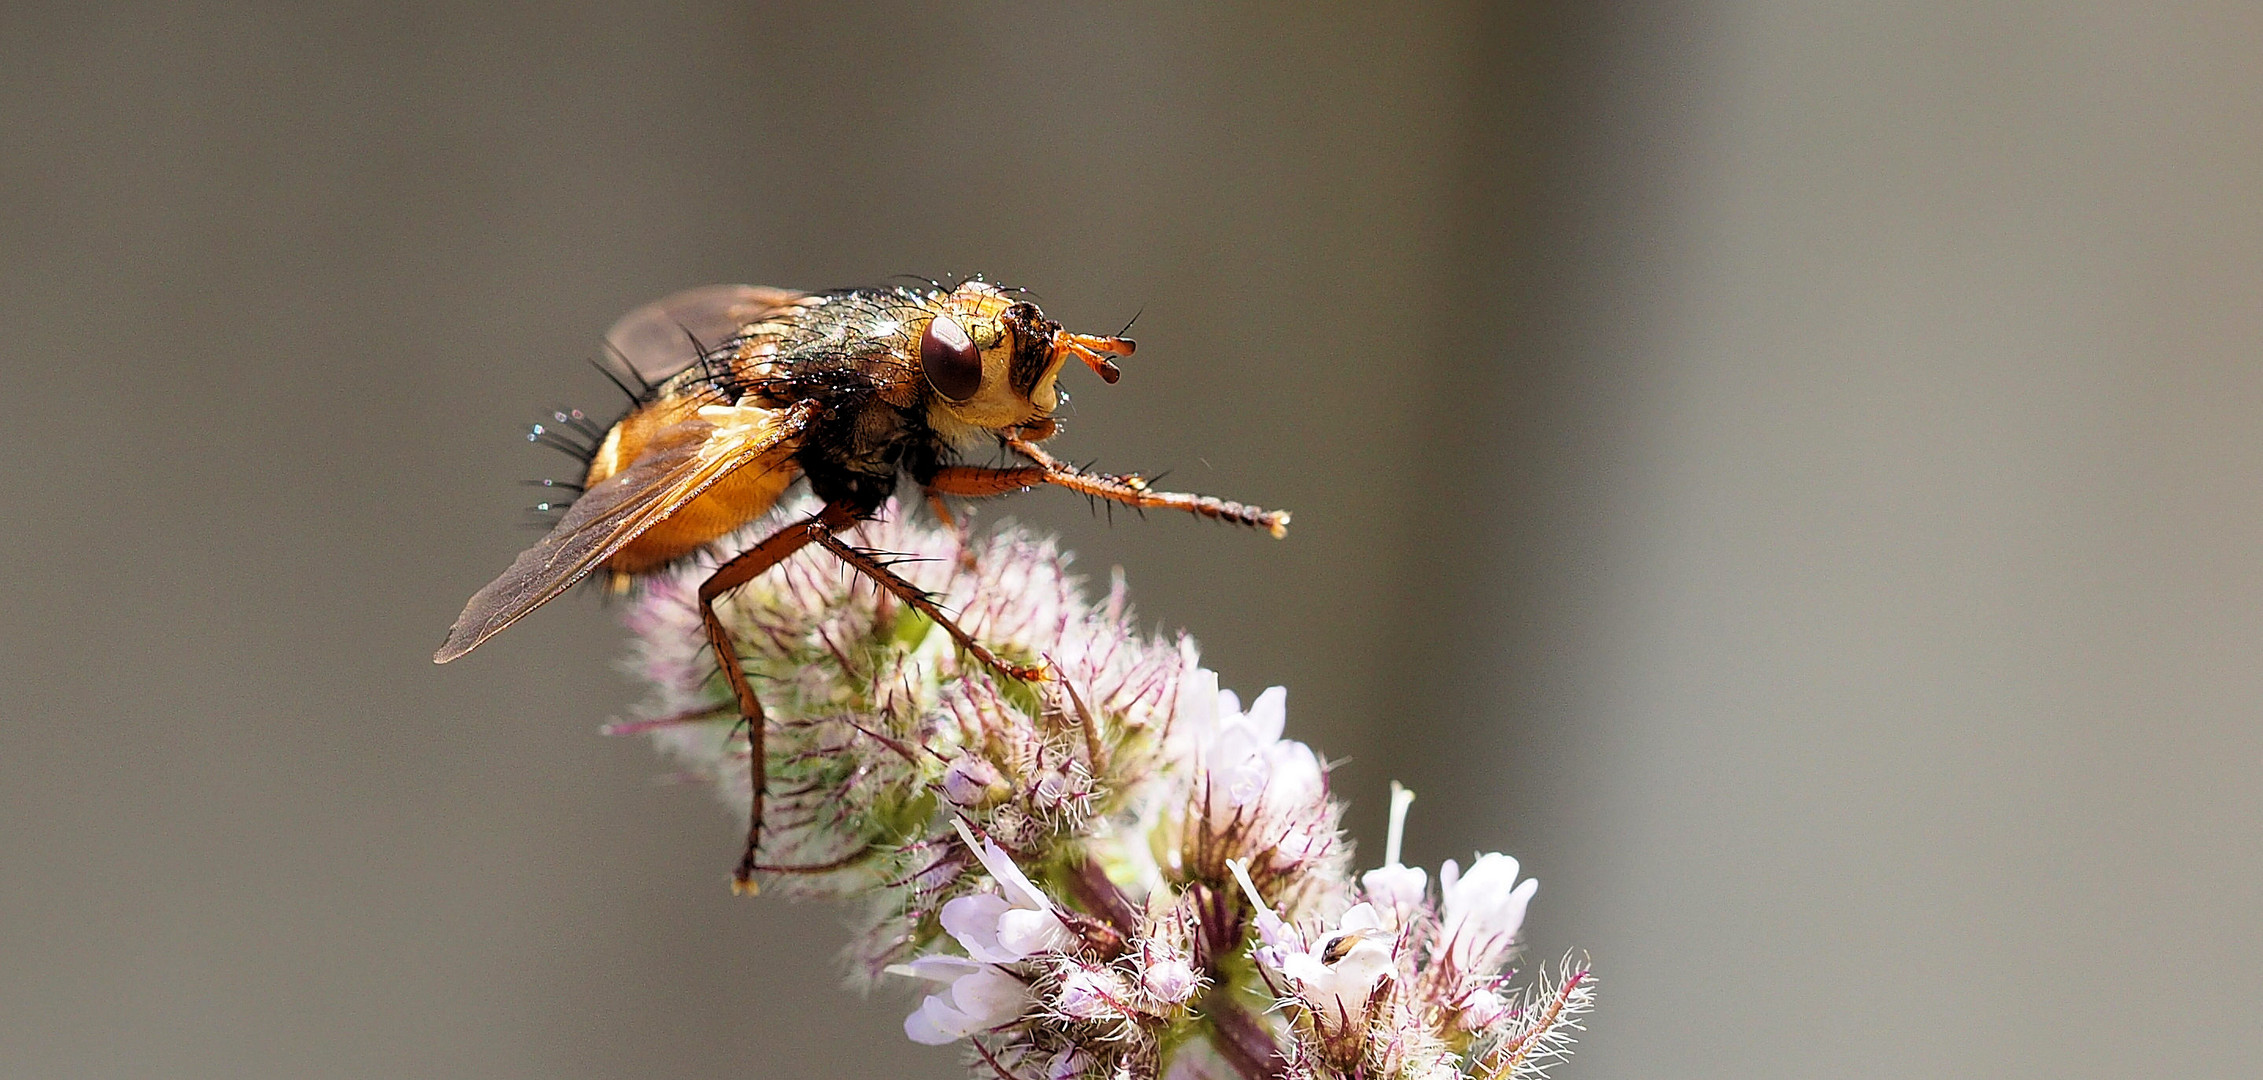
941;755;1008;806
1033;771;1080;811
1454;986;1508;1030
1142;951;1199;1004
1056;965;1130;1021
1046;1048;1093;1080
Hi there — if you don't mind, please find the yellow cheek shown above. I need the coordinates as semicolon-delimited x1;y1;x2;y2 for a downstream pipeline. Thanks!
945;393;1029;428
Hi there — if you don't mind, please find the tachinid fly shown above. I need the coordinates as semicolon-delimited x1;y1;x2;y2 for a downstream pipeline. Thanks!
436;280;1288;890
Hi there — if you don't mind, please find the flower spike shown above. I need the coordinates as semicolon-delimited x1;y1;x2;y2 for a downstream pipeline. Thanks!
614;496;1591;1078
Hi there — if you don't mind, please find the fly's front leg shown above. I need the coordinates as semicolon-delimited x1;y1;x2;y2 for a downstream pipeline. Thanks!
806;520;1049;683
699;502;859;894
927;464;1048;498
986;438;1292;538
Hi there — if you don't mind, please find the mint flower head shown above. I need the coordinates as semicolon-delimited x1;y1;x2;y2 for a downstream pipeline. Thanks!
613;497;1593;1079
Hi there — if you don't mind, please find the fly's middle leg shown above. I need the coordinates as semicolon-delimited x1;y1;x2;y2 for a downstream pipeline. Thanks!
697;502;859;894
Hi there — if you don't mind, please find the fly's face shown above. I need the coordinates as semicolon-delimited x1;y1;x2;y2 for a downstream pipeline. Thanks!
917;281;1133;440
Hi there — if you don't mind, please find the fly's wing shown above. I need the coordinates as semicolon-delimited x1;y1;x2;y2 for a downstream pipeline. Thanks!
603;284;809;388
433;401;815;663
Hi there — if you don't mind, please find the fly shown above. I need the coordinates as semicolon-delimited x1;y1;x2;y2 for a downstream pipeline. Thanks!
435;280;1288;890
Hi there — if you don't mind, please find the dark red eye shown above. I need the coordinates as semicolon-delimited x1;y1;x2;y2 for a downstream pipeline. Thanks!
920;314;982;401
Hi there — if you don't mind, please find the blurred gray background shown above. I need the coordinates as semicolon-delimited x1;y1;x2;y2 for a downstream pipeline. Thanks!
4;2;2259;1077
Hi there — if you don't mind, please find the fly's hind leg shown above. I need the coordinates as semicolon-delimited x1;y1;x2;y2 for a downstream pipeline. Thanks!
806;520;1049;683
698;502;858;894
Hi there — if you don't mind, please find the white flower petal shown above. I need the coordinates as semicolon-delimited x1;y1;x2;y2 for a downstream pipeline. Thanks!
996;906;1073;958
1499;876;1538;937
1278;950;1331;985
1451;853;1521;899
941;893;1015;962
1221;754;1268;808
948;966;1029;1029
1340;903;1387;935
1225;859;1288;949
1243;686;1286;742
953;818;1053;912
1261;740;1324;809
1175;666;1221;744
1282;931;1394;1023
1437;852;1539;971
897;960;1029;1045
1362;863;1428;922
905;998;960;1045
890;953;988;983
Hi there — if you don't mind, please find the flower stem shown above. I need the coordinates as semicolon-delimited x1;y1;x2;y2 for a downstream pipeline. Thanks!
1202;992;1284;1080
1066;854;1142;938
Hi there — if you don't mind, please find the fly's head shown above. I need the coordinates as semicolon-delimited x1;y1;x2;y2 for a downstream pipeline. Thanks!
917;281;1134;444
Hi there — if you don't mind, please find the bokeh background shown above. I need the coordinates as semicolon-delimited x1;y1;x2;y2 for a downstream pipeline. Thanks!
5;2;2261;1077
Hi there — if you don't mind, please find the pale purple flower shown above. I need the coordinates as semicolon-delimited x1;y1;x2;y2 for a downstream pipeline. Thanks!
941;819;1074;963
1274;902;1396;1025
894;955;1030;1045
1360;781;1428;927
1195;686;1324;815
1229;860;1394;1027
1170;670;1336;892
1436;853;1538;974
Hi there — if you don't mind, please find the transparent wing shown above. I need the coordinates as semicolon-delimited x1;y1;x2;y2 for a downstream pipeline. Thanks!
434;401;814;662
603;284;808;388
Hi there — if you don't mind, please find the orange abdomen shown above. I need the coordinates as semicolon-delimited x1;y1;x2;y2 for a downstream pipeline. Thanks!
604;459;797;575
586;399;803;577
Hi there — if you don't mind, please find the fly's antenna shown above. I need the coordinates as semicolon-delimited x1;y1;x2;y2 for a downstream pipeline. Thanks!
1117;306;1144;338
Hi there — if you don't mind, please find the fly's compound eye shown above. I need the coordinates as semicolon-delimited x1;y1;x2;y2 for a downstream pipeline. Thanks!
921;313;983;401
